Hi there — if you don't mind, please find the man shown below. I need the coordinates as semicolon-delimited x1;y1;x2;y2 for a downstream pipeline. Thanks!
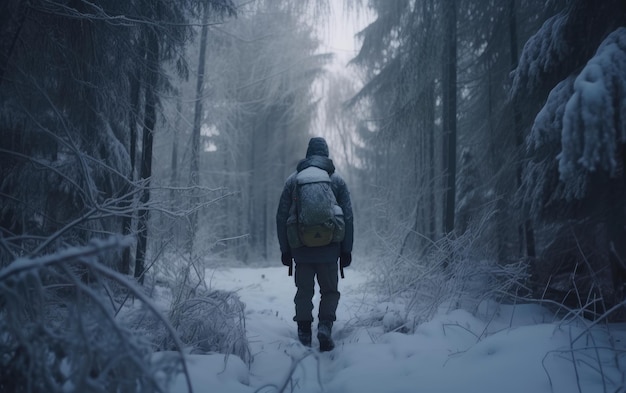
276;137;354;351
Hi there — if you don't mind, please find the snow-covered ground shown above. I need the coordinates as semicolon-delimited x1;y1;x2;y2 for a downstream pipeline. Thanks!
168;265;625;393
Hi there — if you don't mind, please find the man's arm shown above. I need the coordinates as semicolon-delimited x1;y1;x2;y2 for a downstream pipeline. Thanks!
333;175;353;254
276;175;294;254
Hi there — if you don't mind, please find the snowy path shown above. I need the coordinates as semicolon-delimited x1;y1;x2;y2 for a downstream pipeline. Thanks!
207;266;373;392
169;265;624;393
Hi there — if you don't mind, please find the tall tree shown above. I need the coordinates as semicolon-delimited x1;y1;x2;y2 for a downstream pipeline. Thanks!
1;1;137;267
132;0;236;281
447;0;550;261
349;0;446;259
442;0;458;238
135;22;159;283
187;7;211;256
0;0;235;275
513;0;626;314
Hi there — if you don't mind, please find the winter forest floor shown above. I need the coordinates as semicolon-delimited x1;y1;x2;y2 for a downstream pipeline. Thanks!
167;263;626;393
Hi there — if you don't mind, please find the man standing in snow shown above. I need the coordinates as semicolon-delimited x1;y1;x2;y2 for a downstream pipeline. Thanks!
276;137;354;351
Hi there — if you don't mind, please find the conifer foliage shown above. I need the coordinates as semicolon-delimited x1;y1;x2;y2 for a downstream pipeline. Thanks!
351;0;626;317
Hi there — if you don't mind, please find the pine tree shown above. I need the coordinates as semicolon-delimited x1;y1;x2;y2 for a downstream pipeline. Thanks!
513;0;626;315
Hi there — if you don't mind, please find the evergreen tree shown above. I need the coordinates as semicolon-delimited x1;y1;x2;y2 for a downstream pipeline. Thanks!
0;0;236;274
513;0;626;314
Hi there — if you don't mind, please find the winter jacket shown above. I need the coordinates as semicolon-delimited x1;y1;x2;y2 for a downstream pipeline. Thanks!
276;155;354;264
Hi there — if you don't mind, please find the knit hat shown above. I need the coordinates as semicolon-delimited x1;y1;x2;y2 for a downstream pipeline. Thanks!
305;137;329;158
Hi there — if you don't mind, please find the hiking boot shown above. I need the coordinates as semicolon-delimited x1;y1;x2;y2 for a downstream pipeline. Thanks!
317;321;335;352
297;322;312;347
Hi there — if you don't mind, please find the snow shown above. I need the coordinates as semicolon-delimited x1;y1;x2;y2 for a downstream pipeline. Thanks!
167;265;624;393
168;354;250;393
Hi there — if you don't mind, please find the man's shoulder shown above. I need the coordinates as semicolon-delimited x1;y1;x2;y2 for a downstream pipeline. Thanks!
330;172;348;188
284;171;297;187
330;172;345;182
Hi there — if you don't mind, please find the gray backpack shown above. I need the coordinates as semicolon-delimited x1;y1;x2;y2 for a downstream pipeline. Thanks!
287;166;345;248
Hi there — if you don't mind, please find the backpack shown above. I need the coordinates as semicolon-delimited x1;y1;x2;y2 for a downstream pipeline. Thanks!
286;166;345;248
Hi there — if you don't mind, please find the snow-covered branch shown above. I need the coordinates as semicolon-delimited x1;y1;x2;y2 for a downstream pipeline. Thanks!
0;236;194;393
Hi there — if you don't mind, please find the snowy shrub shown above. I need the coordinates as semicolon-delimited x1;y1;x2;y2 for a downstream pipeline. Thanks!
127;287;250;364
173;289;249;361
369;209;530;332
130;253;251;364
0;237;190;393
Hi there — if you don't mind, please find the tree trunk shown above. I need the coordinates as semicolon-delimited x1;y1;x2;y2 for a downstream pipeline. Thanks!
134;28;159;284
188;8;210;255
608;146;626;315
426;80;437;245
0;0;29;86
120;71;141;274
509;0;536;258
442;0;457;238
170;100;181;193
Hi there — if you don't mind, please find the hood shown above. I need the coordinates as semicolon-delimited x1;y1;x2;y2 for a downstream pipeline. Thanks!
297;155;335;175
306;137;329;158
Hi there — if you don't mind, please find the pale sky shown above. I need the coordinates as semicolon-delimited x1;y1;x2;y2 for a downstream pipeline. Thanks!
317;3;372;70
309;4;373;171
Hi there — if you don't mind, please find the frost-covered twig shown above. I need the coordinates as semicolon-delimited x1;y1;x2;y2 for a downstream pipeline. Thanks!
568;326;583;393
571;300;626;344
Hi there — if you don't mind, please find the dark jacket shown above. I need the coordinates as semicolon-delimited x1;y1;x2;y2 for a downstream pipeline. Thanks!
276;155;354;264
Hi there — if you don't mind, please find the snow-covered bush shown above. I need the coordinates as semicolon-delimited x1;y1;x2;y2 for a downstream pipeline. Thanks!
126;286;250;364
369;209;530;332
0;237;189;393
130;253;251;364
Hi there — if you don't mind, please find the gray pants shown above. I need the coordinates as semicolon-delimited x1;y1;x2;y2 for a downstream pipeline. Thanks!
293;262;340;323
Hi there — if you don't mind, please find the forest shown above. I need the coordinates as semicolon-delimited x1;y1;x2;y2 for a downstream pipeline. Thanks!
1;0;625;392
